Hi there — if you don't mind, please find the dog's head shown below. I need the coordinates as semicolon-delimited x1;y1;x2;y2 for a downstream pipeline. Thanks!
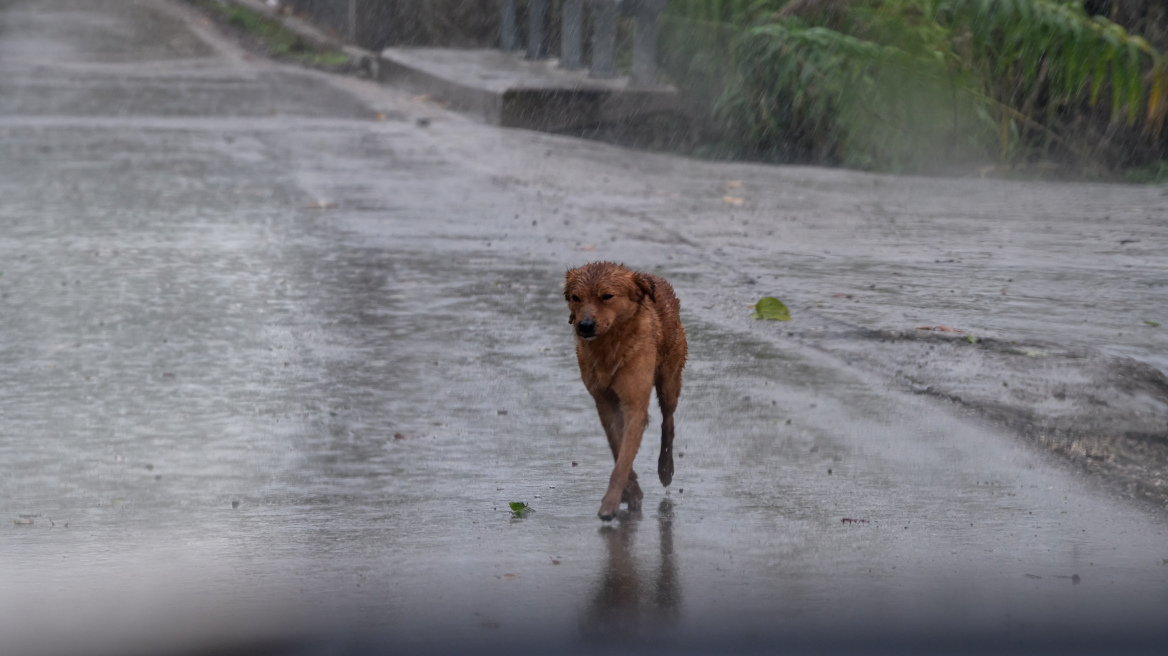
564;262;655;341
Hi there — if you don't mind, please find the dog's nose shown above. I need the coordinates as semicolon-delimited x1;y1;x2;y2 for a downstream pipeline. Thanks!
577;319;596;336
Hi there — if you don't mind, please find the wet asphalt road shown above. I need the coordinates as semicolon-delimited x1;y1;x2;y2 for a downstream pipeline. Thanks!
2;2;1168;654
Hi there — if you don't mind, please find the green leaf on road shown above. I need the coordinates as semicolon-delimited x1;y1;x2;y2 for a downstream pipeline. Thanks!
751;297;790;321
1145;320;1161;327
509;501;532;517
966;335;979;344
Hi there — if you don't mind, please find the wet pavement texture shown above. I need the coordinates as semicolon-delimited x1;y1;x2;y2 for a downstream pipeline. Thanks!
2;1;1168;654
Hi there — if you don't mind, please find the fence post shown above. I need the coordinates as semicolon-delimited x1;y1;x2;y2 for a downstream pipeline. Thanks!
561;0;584;69
527;0;548;59
590;0;618;78
500;0;518;51
347;0;356;43
632;0;665;86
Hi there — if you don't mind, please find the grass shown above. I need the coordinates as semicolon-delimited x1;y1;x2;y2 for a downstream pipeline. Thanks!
189;0;351;68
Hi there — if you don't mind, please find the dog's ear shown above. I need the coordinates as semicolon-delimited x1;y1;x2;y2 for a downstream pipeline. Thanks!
565;269;578;323
633;273;656;304
564;269;578;303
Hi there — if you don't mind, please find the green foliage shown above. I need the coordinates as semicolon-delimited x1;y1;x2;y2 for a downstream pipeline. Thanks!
509;501;532;517
660;1;790;157
664;0;1168;173
719;16;994;170
1125;160;1168;183
945;0;1156;124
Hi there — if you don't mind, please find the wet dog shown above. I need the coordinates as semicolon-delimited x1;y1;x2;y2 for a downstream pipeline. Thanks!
564;262;687;521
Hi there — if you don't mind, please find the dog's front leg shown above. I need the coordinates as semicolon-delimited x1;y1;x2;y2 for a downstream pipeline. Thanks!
592;393;642;511
598;377;651;521
592;391;623;461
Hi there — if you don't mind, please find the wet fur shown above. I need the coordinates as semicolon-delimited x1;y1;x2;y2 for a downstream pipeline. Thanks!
564;262;687;521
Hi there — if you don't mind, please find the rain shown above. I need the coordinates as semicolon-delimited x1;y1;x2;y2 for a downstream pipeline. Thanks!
1;1;1167;654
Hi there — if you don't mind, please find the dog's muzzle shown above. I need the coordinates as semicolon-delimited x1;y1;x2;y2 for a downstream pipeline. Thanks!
576;318;596;339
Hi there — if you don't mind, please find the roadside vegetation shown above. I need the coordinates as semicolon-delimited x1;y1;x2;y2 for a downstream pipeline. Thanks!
192;0;1168;180
661;0;1168;179
188;0;351;69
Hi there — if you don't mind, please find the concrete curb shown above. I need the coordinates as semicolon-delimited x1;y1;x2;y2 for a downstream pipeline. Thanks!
223;0;379;77
379;47;681;131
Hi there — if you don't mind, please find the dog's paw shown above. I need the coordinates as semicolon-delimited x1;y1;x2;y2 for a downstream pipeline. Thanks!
658;454;674;487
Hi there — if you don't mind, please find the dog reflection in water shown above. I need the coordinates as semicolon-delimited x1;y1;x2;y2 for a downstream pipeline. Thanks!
580;499;681;641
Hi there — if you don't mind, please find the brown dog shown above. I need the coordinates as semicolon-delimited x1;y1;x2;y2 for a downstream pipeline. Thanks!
564;262;687;521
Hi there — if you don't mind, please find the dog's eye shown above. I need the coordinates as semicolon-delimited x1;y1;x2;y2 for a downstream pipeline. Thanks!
571;295;580;303
601;294;614;301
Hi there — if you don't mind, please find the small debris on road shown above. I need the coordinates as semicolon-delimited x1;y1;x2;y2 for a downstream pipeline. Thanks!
751;297;790;321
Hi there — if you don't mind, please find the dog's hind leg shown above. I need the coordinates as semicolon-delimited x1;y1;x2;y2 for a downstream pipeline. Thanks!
655;364;682;487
